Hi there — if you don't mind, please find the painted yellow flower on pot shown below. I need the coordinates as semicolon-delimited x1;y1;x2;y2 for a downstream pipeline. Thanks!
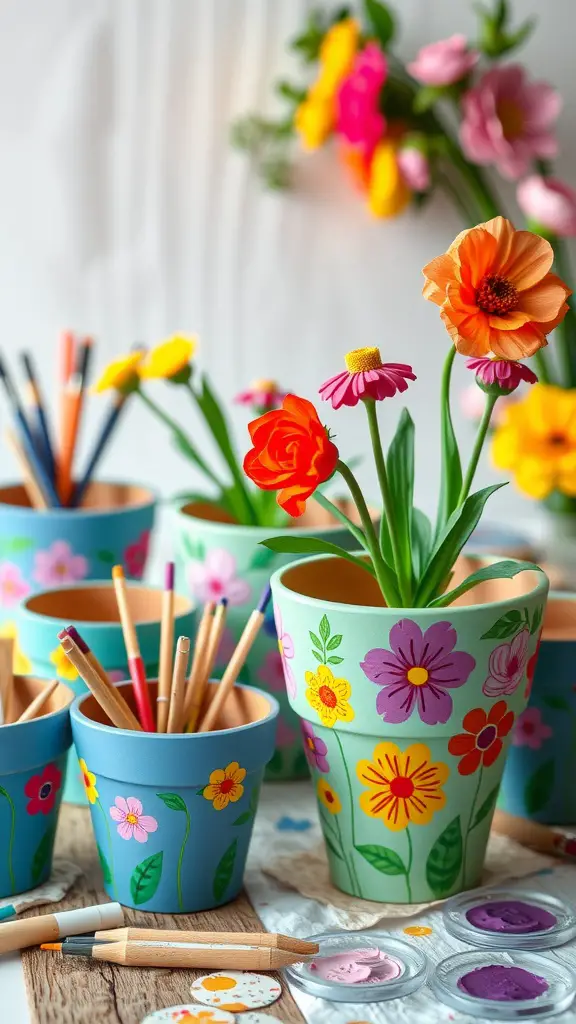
317;778;342;815
50;644;79;681
357;741;448;832
0;622;32;675
94;351;144;393
203;761;246;810
305;664;354;728
492;384;576;499
79;758;98;804
139;335;196;381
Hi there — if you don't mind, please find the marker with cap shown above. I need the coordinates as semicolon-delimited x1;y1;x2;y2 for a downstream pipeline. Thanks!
0;902;124;955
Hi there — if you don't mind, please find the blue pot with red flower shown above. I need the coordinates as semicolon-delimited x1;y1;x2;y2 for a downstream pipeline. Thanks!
0;676;73;898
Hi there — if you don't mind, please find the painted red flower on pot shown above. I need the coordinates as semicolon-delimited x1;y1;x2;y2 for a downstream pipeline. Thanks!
123;530;151;579
25;763;62;815
483;629;530;697
448;700;515;775
361;619;475;725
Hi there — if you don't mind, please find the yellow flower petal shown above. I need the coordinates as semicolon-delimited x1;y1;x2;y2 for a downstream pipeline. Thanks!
139;336;196;380
317;778;342;814
368;141;411;219
209;769;226;786
227;785;244;804
94;351;144;393
0;622;32;675
212;792;230;811
357;740;448;832
50;645;79;681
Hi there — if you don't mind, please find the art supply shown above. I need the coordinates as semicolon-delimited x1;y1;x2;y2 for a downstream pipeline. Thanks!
492;809;576;861
0;355;62;507
166;636;190;733
141;1009;235;1024
14;679;59;723
61;626;142;732
58;632;137;731
309;947;403;984
72;392;128;507
184;601;215;730
198;585;272;733
443;888;576;950
0;901;123;955
201;597;228;689
58;337;93;504
20;352;56;483
4;426;58;509
157;561;176;732
112;565;156;732
75;927;317;954
190;972;282;1011
42;940;305;971
458;964;548;1000
0;636;14;725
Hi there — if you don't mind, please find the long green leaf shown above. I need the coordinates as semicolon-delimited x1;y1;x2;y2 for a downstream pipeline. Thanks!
260;537;376;576
428;560;543;608
386;409;415;600
364;0;396;47
411;508;432;581
435;348;463;538
314;490;367;549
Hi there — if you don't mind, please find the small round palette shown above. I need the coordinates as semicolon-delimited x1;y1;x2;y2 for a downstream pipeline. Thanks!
431;950;576;1020
443;888;576;950
284;931;428;1003
141;1008;235;1024
190;972;282;1012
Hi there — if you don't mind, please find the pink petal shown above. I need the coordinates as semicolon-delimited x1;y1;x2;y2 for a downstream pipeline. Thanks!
205;547;237;583
511;628;529;662
117;820;134;840
523;82;562;128
482;674;509;697
225;577;252;606
109;806;126;822
281;632;294;659
132;823;150;843
114;796;129;814
126;796;143;816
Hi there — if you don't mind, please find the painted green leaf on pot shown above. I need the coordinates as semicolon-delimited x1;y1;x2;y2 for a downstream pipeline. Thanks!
426;816;463;897
327;656;343;665
249;785;260;813
0;537;35;556
97;843;112;886
157;792;187;813
481;609;523;640
319;615;331;643
130;851;164;905
327;634;342;651
541;695;570;712
213;839;237;901
180;534;206;561
309;632;323;652
525;759;555;815
471;785;500;830
31;824;56;886
355;844;406;876
232;811;252;827
324;834;344;861
249;546;277;570
531;604;544;635
311;650;323;663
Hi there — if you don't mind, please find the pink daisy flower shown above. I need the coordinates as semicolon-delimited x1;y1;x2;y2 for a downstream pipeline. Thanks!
110;796;158;843
235;378;287;412
319;346;416;409
467;357;538;393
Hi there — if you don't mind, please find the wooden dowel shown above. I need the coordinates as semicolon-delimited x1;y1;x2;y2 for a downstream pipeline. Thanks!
183;602;215;730
15;680;59;723
62;627;142;731
0;637;14;725
4;428;49;510
112;565;155;732
166;636;190;733
59;635;135;730
157;562;175;732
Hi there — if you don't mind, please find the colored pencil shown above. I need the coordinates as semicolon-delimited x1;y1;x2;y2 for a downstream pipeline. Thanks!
72;392;127;507
198;585;272;733
4;429;49;511
42;938;309;970
183;601;215;730
166;636;190;733
112;566;155;732
187;599;227;732
15;680;59;724
61;627;142;731
157;562;175;732
0;637;14;725
491;809;576;861
59;330;76;386
87;927;319;954
59;633;135;731
20;352;56;483
0;357;61;507
57;337;93;504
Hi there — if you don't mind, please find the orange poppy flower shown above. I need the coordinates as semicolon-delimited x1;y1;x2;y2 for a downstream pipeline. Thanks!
422;216;571;359
447;700;515;775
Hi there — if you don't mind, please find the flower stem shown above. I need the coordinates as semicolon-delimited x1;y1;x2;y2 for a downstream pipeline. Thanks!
436;171;480;226
136;389;224;490
335;815;356;896
0;786;16;895
335;731;363;898
532;349;553;385
405;828;413;904
97;799;118;900
313;491;368;549
552;238;576;388
458;394;499;506
463;768;483;889
335;459;400;607
176;805;191;912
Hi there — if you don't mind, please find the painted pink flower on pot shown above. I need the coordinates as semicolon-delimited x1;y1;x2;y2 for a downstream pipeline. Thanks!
274;604;296;699
513;707;553;750
0;562;30;607
257;649;286;692
276;715;297;750
33;541;88;586
123;529;150;579
110;796;158;842
301;720;330;773
361;619;476;725
483;629;530;697
187;548;251;606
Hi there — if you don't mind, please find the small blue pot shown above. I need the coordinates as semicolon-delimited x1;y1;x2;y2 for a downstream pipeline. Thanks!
500;593;575;824
17;582;195;804
0;677;73;898
71;681;278;913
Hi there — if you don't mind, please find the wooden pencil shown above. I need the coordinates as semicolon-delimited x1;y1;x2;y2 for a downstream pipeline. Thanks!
4;428;50;510
112;565;155;732
0;637;14;725
61;627;142;732
93;926;319;955
15;680;59;724
58;338;93;505
44;938;309;970
166;636;190;733
59;634;135;731
187;599;227;732
183;601;215;730
157;562;175;732
198;585;272;733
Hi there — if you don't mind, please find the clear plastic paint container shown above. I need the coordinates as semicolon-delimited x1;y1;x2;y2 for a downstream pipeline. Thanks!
443;888;576;950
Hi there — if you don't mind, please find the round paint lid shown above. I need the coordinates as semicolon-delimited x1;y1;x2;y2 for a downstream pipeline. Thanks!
443;888;576;950
431;950;576;1020
284;931;428;1003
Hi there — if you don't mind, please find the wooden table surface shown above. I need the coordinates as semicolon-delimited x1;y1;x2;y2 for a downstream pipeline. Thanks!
21;805;304;1024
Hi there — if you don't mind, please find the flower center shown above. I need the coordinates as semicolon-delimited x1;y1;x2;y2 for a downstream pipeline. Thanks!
55;562;67;576
389;776;415;799
508;656;519;676
476;724;497;750
522;721;535;734
278;639;284;657
39;783;52;800
252;378;277;392
345;346;383;373
83;773;91;789
476;275;518;315
319;685;337;708
307;737;316;751
548;431;568;450
407;666;429;686
496;98;525;140
126;813;139;824
324;788;335;804
220;779;234;794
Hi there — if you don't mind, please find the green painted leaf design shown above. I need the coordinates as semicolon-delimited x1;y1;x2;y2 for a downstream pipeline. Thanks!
309;632;323;652
356;844;405;876
531;604;544;635
319;615;330;643
425;816;463;897
324;834;344;860
31;825;56;886
130;851;164;905
197;787;206;796
97;843;112;886
327;634;342;651
181;534;206;561
327;656;343;665
97;549;115;564
249;786;260;813
311;650;323;663
249;546;277;570
213;839;238;902
157;792;187;812
481;609;523;640
0;537;35;556
525;759;555;815
541;695;569;711
232;811;252;827
471;785;500;830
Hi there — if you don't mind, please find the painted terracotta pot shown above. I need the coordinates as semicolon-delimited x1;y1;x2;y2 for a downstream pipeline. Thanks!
271;555;548;903
174;498;365;781
71;681;278;913
17;582;194;804
500;592;576;824
0;677;73;898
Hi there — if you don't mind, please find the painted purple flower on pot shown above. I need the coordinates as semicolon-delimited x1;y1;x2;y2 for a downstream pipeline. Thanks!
361;619;476;726
0;562;30;607
301;720;330;772
274;603;296;699
513;706;553;749
110;796;158;842
187;548;251;606
483;628;530;697
33;540;88;586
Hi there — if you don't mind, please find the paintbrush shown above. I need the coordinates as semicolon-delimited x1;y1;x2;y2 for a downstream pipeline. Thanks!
58;337;93;504
71;392;128;507
59;927;318;954
20;352;56;483
183;601;215;730
0;358;61;507
60;627;142;731
492;809;576;861
157;561;175;732
41;938;311;970
15;680;59;724
166;636;190;733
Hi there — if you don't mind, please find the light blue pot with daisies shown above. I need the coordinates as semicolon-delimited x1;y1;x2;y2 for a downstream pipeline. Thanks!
271;554;548;903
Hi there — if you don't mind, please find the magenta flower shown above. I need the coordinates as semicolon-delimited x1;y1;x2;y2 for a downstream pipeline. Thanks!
301;720;330;772
274;603;296;698
276;715;297;750
361;619;476;725
483;629;530;697
319;346;416;410
257;649;286;692
408;34;478;87
336;43;387;163
518;176;576;237
123;530;150;579
33;540;88;587
110;796;158;843
235;379;288;411
187;548;251;606
467;357;538;393
0;562;30;607
397;146;430;192
460;65;561;180
513;706;553;750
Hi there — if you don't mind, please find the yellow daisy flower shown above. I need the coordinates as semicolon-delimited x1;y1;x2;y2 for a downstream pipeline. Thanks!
50;645;79;681
139;335;196;381
305;664;354;728
357;741;448;832
492;384;576;499
295;87;335;150
317;778;342;815
0;622;32;675
79;758;99;804
203;761;246;810
94;351;144;393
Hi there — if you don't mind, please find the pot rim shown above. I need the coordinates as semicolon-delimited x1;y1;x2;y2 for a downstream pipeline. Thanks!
173;498;366;539
0;479;157;518
19;580;194;629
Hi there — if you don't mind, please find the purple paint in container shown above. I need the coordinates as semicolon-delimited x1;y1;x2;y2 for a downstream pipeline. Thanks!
466;900;557;934
457;964;549;1001
443;888;576;950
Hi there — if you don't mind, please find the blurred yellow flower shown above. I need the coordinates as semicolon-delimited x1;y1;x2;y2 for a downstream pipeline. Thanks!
492;384;576;499
0;622;32;675
294;17;359;150
368;141;411;219
317;778;342;815
95;351;144;393
139;336;196;381
295;87;335;150
50;644;79;682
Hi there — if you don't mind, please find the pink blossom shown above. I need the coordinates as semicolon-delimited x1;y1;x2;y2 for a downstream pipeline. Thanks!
483;629;530;697
276;715;297;750
0;562;30;607
110;796;158;842
397;147;430;192
517;176;576;237
301;720;330;772
336;43;387;163
513;706;553;750
187;548;251;606
319;348;416;410
257;649;286;692
460;65;561;180
408;34;478;87
467;357;538;393
33;540;88;587
235;379;288;411
274;603;296;698
123;530;150;579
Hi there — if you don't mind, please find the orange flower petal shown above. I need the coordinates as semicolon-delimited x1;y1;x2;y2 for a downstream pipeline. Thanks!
462;707;487;734
482;738;502;768
501;231;554;290
488;310;530;330
517;273;572;323
489;323;547;359
457;749;482;776
484;216;515;267
448;733;476;755
422;253;455;305
487;700;508;726
452;225;497;287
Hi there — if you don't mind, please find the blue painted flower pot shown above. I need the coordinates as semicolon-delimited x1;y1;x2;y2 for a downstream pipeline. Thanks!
0;677;73;898
500;593;576;824
70;681;278;913
17;583;194;805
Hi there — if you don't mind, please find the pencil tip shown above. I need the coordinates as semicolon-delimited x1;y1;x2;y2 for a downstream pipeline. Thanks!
41;943;62;951
257;584;272;614
220;597;229;607
112;565;124;580
66;625;88;653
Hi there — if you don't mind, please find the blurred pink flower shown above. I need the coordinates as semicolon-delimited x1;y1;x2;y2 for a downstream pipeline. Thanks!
467;357;538;393
513;706;553;750
274;604;296;699
33;540;88;587
460;65;561;179
483;629;530;697
397;147;430;192
235;379;287;411
517;176;576;237
408;34;478;87
336;42;387;163
257;649;286;692
0;562;30;607
187;548;251;606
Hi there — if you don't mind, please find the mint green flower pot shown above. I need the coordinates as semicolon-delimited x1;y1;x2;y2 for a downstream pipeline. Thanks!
271;555;548;903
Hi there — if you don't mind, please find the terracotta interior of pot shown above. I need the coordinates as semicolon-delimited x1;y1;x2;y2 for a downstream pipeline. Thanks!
0;481;152;511
81;681;273;732
180;496;369;528
280;555;543;608
541;597;576;640
25;585;192;623
8;676;72;723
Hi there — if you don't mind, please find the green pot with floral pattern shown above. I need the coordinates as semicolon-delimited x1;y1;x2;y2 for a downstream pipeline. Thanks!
271;554;548;903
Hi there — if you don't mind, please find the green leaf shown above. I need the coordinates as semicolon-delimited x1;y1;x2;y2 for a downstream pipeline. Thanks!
327;656;344;665
411;508;433;581
276;79;307;104
429;560;543;609
31;825;56;886
97;549;115;564
309;631;323;652
472;785;500;830
386;408;415;595
436;349;463;535
232;811;252;826
0;536;34;557
130;851;164;905
541;695;570;711
327;634;342;651
413;84;448;113
525;759;555;815
356;844;406;875
261;536;376;577
319;614;331;643
531;604;544;635
97;843;112;886
324;834;344;860
213;839;238;902
426;816;463;897
157;792;187;813
249;546;277;570
171;430;223;487
195;376;258;526
249;785;260;813
364;0;396;47
311;650;323;663
180;534;206;561
481;608;523;640
379;510;394;568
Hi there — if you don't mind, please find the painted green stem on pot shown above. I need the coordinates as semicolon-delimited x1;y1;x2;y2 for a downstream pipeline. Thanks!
405;828;413;904
176;805;191;913
462;768;483;888
335;731;363;898
97;799;118;900
0;786;16;895
335;814;356;895
458;394;499;506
